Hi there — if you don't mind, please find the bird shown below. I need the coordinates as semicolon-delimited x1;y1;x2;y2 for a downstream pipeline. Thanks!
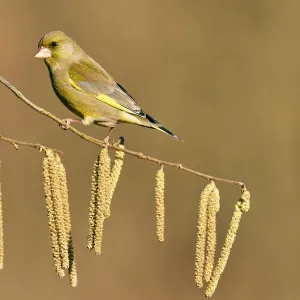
35;31;182;145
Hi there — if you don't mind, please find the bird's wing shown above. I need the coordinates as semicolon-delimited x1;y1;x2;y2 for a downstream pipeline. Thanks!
69;60;145;117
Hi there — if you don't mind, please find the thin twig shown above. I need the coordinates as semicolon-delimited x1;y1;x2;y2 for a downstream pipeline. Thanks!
0;134;62;154
0;76;245;188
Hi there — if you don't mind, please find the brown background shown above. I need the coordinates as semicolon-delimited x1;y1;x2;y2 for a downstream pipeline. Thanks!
0;0;298;299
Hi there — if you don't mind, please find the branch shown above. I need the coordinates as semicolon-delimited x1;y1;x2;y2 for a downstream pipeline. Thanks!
0;134;63;154
0;76;245;189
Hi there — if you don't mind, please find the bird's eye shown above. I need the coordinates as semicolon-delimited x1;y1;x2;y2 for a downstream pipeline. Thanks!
50;41;58;47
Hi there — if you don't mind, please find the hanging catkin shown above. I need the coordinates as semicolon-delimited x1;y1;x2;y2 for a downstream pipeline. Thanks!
42;150;77;285
105;143;125;218
0;161;3;270
58;161;77;287
88;140;125;253
42;151;65;277
205;189;250;297
87;154;100;250
204;186;220;282
50;153;69;270
94;148;111;255
155;165;165;242
195;181;215;288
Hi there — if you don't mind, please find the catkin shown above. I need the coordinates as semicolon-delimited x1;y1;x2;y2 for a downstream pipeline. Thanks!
43;150;77;285
94;212;105;256
68;239;77;287
0;162;3;270
155;165;165;242
205;189;250;297
102;149;111;218
50;153;69;270
87;154;100;250
94;148;111;255
43;151;65;277
204;186;220;282
88;143;125;253
195;181;215;288
105;144;125;218
58;162;77;287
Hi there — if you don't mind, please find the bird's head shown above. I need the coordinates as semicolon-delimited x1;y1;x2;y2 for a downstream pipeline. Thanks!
35;31;82;63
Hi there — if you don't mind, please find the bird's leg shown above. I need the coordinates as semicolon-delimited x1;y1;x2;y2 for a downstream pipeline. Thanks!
103;127;114;147
61;118;82;130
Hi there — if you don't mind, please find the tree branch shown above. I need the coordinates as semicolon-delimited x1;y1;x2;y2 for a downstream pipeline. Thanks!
0;76;245;189
0;134;63;154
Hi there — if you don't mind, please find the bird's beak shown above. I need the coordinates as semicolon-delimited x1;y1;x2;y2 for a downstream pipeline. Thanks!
35;47;52;59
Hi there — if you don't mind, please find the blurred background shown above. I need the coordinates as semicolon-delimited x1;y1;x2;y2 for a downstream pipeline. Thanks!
0;0;298;299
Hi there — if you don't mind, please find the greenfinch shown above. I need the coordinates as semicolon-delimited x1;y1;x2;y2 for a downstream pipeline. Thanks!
35;31;181;144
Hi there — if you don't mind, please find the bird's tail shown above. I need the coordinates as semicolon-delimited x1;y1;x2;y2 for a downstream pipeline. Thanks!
144;113;183;141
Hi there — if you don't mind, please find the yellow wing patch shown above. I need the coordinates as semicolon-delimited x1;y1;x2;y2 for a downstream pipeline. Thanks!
69;78;134;114
119;111;142;125
119;112;166;134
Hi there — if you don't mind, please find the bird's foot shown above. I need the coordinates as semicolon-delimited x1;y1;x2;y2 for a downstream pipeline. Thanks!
103;127;114;147
61;118;81;130
103;135;111;147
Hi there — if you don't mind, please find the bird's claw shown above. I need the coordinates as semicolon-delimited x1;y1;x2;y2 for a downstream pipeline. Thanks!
103;136;111;147
61;119;71;130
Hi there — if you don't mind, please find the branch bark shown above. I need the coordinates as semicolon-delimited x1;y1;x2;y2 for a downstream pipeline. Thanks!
0;76;245;189
0;134;62;154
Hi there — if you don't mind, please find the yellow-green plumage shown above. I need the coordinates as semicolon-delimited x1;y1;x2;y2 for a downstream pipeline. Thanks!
35;31;181;141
